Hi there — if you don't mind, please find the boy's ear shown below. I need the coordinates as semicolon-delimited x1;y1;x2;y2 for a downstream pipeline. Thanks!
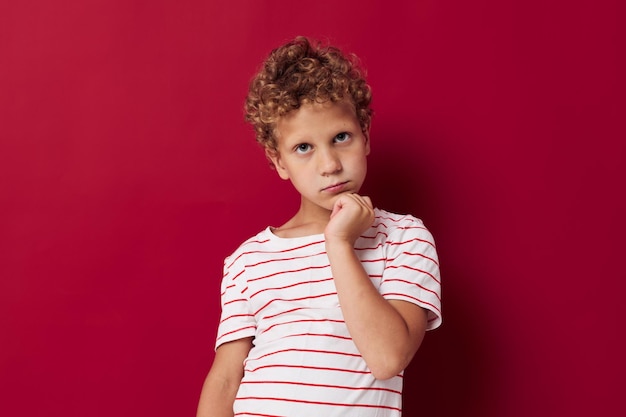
265;148;290;180
363;126;371;156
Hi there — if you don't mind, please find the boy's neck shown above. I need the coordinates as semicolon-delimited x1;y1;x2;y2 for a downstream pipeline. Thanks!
272;202;332;238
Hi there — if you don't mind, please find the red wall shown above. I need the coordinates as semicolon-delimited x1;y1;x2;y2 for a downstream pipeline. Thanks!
1;1;623;416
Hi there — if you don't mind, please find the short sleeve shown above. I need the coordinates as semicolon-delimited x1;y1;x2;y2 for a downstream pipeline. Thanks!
379;218;442;330
214;254;257;350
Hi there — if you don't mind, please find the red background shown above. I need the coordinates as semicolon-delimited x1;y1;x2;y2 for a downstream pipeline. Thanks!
1;1;624;416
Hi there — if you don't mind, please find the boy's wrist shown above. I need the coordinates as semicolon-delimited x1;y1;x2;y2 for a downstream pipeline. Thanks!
324;237;356;254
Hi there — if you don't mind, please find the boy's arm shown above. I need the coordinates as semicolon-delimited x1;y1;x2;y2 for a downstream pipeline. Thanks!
325;194;428;380
196;337;253;417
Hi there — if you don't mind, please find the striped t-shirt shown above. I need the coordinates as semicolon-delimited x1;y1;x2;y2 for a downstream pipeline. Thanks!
216;208;442;416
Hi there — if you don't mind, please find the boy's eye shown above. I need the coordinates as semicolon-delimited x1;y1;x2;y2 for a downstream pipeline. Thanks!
295;143;312;154
334;132;350;143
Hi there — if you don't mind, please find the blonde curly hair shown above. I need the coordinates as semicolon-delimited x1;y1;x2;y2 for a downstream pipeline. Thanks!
244;36;373;152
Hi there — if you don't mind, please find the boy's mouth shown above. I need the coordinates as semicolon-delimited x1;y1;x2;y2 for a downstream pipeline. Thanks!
322;181;349;193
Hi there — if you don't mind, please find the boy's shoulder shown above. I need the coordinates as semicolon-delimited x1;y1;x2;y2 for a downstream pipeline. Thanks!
372;208;426;231
367;208;434;245
225;226;273;257
223;224;319;267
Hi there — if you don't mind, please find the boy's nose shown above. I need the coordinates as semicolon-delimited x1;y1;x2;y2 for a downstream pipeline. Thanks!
318;149;342;176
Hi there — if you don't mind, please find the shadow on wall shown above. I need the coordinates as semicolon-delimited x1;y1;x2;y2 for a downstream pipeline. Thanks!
403;268;493;417
364;134;495;416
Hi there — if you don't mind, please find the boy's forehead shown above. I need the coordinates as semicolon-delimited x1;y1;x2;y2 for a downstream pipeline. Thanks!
274;99;359;142
280;99;357;124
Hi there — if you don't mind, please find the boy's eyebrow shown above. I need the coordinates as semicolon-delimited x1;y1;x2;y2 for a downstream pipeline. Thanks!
281;133;312;145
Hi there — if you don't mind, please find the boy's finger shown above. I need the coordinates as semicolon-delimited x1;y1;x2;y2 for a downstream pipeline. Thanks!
349;193;373;209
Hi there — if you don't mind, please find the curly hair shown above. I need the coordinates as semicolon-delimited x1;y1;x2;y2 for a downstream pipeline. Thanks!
244;36;373;151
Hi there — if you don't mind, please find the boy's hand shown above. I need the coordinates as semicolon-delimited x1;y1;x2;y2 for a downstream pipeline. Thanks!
325;193;375;245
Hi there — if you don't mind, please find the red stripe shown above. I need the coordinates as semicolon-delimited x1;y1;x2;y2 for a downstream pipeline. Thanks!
383;278;442;301
282;333;352;341
248;264;329;283
395;225;428;232
216;325;256;342
229;269;245;281
224;297;247;306
354;237;434;251
354;241;386;251
399;250;439;266
360;257;386;263
358;230;389;240
220;283;236;297
388;236;436;249
240;379;401;394
247;363;371;375
226;239;324;270
263;307;307;320
253;292;337;316
376;213;420;224
251;347;360;361
260;318;344;334
382;292;442;315
219;313;254;325
385;264;440;284
235;396;401;412
245;251;326;268
249;277;333;299
372;219;389;228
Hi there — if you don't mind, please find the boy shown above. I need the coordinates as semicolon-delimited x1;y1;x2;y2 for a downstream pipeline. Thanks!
197;36;442;417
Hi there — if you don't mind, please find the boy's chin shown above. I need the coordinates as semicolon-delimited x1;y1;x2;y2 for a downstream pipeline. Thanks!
304;192;358;213
311;199;337;213
316;202;336;213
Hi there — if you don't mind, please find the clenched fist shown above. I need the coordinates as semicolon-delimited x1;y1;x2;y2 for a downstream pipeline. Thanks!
324;193;375;245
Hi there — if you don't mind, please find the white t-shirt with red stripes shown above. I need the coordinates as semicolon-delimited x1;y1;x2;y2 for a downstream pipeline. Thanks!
216;208;442;416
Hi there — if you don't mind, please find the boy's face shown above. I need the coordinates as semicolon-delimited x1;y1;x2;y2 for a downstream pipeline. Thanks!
267;99;370;214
